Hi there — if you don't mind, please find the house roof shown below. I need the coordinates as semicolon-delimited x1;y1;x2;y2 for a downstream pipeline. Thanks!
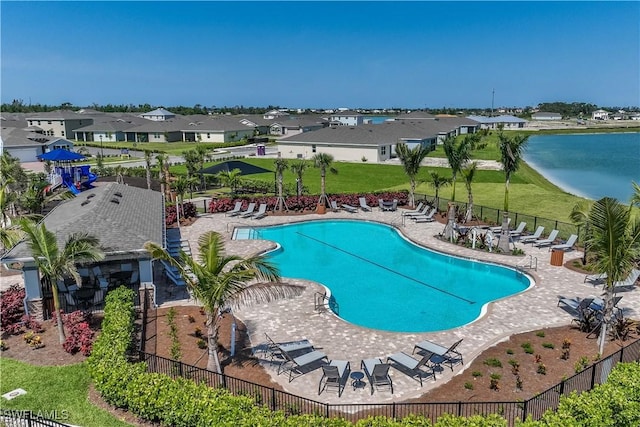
467;115;527;124
394;111;437;120
27;110;86;120
0;127;53;147
2;183;164;261
141;108;176;118
181;115;256;132
72;120;140;133
532;112;561;117
126;118;191;133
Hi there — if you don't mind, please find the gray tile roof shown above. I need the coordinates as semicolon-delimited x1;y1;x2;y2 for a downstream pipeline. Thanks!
181;115;256;132
26;110;86;120
0;127;52;147
2;183;164;261
126;118;191;133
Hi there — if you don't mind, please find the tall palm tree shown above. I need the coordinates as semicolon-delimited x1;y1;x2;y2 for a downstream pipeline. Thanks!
144;150;153;190
0;225;23;256
587;197;640;354
429;171;451;211
462;162;478;223
569;200;593;265
311;153;337;208
395;143;430;208
273;157;289;212
155;153;169;197
289;160;309;199
172;176;190;225
194;145;209;190
442;136;471;202
496;132;529;212
144;232;303;373
216;168;242;194
18;219;104;343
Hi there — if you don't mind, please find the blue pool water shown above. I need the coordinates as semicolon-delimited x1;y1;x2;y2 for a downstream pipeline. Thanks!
236;220;532;332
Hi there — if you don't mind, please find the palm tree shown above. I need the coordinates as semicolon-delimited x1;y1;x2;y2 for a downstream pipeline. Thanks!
462;162;478;223
311;153;337;208
194;145;209;190
155;153;169;197
18;219;104;344
290;160;309;199
569;200;593;265
442;136;471;202
0;225;23;256
496;132;529;212
217;168;242;194
144;150;153;190
395;143;431;208
587;197;640;354
273;156;288;212
429;171;451;211
144;231;303;373
173;176;190;225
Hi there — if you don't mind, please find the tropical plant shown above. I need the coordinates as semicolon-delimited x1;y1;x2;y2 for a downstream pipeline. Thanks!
217;168;243;194
144;231;303;372
587;196;640;355
569;199;593;265
442;135;471;202
194;145;209;189
289;160;309;198
395;142;431;208
311;153;337;207
172;176;190;224
496;132;529;212
429;171;451;211
155;153;169;196
144;150;153;190
182;149;201;178
273;156;288;212
18;219;104;343
462;162;478;223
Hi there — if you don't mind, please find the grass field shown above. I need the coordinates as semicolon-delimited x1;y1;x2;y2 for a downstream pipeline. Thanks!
0;358;131;427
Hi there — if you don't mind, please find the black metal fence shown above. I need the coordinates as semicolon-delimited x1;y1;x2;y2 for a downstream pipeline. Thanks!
136;338;640;425
415;192;580;241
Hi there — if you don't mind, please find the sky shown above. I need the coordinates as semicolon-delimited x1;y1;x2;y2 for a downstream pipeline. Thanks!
1;1;639;110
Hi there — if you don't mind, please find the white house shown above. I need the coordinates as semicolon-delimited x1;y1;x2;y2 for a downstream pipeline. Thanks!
467;115;528;129
592;109;610;120
532;112;562;121
1;127;74;162
329;110;365;127
140;108;176;121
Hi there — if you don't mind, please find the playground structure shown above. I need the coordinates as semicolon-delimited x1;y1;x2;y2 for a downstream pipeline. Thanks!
39;148;98;195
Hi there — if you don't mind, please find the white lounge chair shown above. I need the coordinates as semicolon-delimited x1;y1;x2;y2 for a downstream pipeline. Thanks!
358;197;371;212
534;229;559;247
406;205;431;218
387;352;436;386
519;226;545;244
225;201;243;217
239;202;256;218
584;272;607;284
341;203;358;213
413;207;437;223
549;234;578;251
413;338;464;372
251;203;268;220
509;222;527;237
614;268;640;291
402;202;424;216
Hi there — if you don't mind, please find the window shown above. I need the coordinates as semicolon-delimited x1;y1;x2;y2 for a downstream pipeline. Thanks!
380;146;387;155
154;133;161;139
47;121;52;125
206;133;210;138
312;145;317;153
61;131;65;136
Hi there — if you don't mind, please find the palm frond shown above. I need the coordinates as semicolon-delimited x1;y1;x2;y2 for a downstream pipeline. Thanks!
226;281;304;309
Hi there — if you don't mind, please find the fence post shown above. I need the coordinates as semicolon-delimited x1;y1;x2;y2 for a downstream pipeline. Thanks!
523;399;528;422
392;402;396;419
458;401;462;416
590;365;597;389
271;388;276;411
559;379;565;395
326;403;329;418
222;372;227;389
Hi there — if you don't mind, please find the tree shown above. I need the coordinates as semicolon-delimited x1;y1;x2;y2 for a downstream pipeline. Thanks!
173;176;190;225
273;156;288;212
496;132;529;212
155;153;169;197
429;171;451;211
462;162;478;223
18;219;104;343
289;160;309;199
311;153;337;208
569;200;593;265
395;142;430;208
144;150;153;190
194;145;209;190
144;231;302;372
442;136;471;202
216;168;242;194
587;196;640;355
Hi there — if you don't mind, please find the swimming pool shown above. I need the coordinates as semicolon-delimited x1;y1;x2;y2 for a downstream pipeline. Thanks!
235;220;533;333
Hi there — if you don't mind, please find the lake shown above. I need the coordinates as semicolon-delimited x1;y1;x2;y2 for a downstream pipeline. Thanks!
524;132;640;202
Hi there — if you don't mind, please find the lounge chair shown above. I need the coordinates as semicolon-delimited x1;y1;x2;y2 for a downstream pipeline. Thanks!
584;272;607;285
330;200;341;212
361;358;393;395
279;348;328;382
387;351;435;386
590;296;623;313
358;197;371;212
412;207;437;223
490;218;511;233
519;226;545;244
614;268;640;291
557;296;594;315
263;333;313;361
318;360;350;396
402;202;424;216
509;222;527;238
533;229;559;247
413;338;464;371
239;202;256;218
251;203;268;220
549;234;578;251
341;203;358;213
405;205;431;218
225;201;243;217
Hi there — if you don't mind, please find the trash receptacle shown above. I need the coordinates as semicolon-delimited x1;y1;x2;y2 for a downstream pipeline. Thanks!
550;249;564;266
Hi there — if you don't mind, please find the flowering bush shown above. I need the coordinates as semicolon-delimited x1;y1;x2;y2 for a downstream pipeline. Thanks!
0;285;26;335
54;310;95;356
165;202;197;226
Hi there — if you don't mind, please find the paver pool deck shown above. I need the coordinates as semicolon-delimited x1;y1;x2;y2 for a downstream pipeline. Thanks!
177;209;639;405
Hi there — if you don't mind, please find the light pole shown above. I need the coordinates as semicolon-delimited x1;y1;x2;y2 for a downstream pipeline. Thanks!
99;135;104;158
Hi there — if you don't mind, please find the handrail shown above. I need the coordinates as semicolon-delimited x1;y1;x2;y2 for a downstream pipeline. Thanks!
314;291;339;315
517;255;537;272
226;221;251;234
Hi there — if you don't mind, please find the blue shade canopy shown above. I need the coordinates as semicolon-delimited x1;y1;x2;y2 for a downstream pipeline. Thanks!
37;149;85;162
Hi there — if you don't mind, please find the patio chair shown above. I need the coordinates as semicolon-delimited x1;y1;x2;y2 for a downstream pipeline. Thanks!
412;207;437;223
402;202;424;216
330;200;341;212
614;268;640;291
225;201;243;217
413;338;464;371
387;351;436;386
590;296;623;314
240;202;256;218
557;296;594;315
318;360;350;396
549;234;578;252
405;205;431;218
361;358;393;395
533;229;559;247
584;272;607;285
91;266;109;290
264;333;313;361
279;348;328;382
341;203;358;213
92;289;105;310
509;222;527;238
519;226;545;244
64;292;77;311
251;203;268;220
358;197;371;212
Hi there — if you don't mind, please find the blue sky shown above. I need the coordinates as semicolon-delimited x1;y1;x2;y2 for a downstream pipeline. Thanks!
1;1;638;109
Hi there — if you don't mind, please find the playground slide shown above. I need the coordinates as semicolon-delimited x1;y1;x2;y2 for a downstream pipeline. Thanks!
62;174;81;195
44;174;63;194
79;165;97;189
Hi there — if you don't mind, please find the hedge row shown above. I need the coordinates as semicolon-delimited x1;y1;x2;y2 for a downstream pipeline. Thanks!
88;287;640;426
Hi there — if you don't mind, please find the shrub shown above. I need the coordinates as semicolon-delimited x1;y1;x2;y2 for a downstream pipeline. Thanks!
521;342;534;354
57;310;95;356
0;285;26;335
472;371;483;377
506;348;514;355
197;339;207;349
575;356;590;373
537;363;547;375
542;342;555;349
535;331;545;338
562;338;571;349
484;358;503;368
464;382;474;390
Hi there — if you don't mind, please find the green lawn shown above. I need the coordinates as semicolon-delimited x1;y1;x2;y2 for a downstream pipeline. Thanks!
0;358;132;427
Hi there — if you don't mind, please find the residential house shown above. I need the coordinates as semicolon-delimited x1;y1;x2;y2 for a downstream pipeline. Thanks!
1;126;74;162
181;115;256;143
269;116;326;137
592;109;610;121
329;110;365;127
532;112;562;121
140;108;176;121
26;110;93;138
467;115;528;129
